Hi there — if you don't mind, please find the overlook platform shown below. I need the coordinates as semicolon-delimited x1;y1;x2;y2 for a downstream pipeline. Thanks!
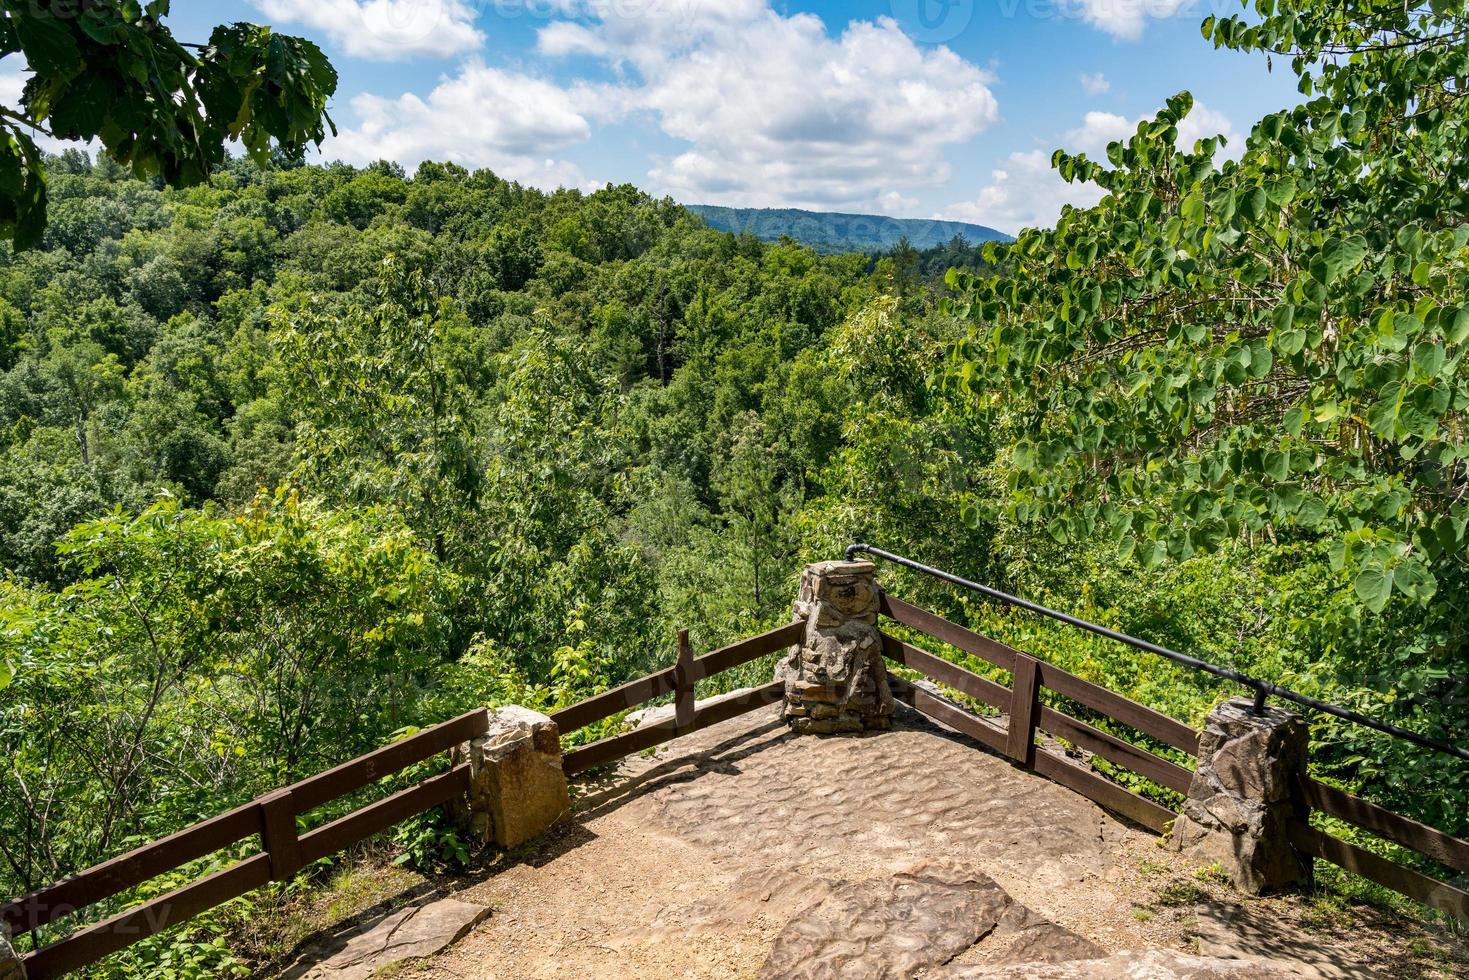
380;703;1443;980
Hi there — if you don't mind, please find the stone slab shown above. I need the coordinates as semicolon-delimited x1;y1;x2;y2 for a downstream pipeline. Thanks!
757;859;1103;980
932;948;1298;978
301;898;489;980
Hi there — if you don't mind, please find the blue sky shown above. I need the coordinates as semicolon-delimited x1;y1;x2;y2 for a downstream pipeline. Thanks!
162;0;1301;233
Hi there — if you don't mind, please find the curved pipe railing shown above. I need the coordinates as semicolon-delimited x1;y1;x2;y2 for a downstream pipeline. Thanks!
845;543;1469;763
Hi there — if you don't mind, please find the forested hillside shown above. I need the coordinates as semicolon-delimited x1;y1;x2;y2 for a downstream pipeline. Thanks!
685;205;1010;253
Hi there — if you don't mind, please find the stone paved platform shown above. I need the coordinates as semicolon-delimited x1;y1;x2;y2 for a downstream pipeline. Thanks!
393;703;1380;979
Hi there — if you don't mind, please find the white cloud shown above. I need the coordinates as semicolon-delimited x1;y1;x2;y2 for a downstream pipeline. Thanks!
539;0;769;71
1071;0;1191;41
941;150;1105;236
250;0;483;60
1064;110;1135;156
536;21;608;59
322;62;591;186
879;190;920;214
0;68;24;109
1079;71;1110;95
1064;100;1240;158
1176;100;1242;154
542;6;999;213
940;98;1238;235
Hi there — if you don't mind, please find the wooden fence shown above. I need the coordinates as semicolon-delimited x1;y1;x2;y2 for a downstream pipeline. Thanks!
550;620;806;773
1;620;806;978
7;594;1466;978
875;591;1469;922
2;710;489;979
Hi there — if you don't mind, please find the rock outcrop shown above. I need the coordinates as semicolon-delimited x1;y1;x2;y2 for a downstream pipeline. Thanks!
758;860;1103;980
296;899;489;980
775;560;894;734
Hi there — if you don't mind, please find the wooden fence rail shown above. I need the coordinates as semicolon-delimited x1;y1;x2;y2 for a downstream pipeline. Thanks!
4;710;490;979
878;590;1469;924
10;594;1467;979
4;619;806;979
555;620;804;773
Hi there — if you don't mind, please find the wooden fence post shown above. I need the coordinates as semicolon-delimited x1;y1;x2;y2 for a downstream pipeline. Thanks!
257;789;302;882
1007;653;1040;767
674;628;695;732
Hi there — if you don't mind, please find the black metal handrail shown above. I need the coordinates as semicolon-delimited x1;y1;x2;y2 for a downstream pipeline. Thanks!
846;543;1469;763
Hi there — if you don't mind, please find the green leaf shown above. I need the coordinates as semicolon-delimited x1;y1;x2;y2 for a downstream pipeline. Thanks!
1181;192;1205;223
1354;566;1392;612
1392;560;1436;605
1297;497;1328;528
1447;307;1469;344
1274;328;1306;356
1283;403;1305;436
1319;237;1368;283
15;9;82;76
1238;186;1268;223
1265;177;1296;206
1412;341;1446;378
1367;382;1403;438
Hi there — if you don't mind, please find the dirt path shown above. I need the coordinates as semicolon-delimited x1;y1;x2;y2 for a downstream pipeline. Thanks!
386;705;1460;979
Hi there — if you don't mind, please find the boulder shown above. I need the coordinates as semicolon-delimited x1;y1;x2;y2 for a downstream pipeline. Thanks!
298;898;489;980
758;859;1102;980
453;706;570;849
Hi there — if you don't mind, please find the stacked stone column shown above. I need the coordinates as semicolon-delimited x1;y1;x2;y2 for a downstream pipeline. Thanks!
1172;697;1312;893
775;560;895;733
453;706;571;849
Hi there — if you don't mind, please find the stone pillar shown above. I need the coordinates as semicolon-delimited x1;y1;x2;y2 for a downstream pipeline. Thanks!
1172;697;1312;894
775;560;894;734
0;926;23;980
453;706;571;850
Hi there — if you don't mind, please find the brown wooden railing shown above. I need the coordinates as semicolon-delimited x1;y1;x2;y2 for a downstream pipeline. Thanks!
551;620;805;773
3;710;489;979
876;590;1469;923
879;592;1188;834
10;596;1464;979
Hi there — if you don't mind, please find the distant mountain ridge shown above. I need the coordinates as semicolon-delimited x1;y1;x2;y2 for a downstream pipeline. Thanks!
685;205;1011;254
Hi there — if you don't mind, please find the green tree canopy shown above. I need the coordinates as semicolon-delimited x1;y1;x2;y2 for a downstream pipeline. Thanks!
951;0;1469;613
